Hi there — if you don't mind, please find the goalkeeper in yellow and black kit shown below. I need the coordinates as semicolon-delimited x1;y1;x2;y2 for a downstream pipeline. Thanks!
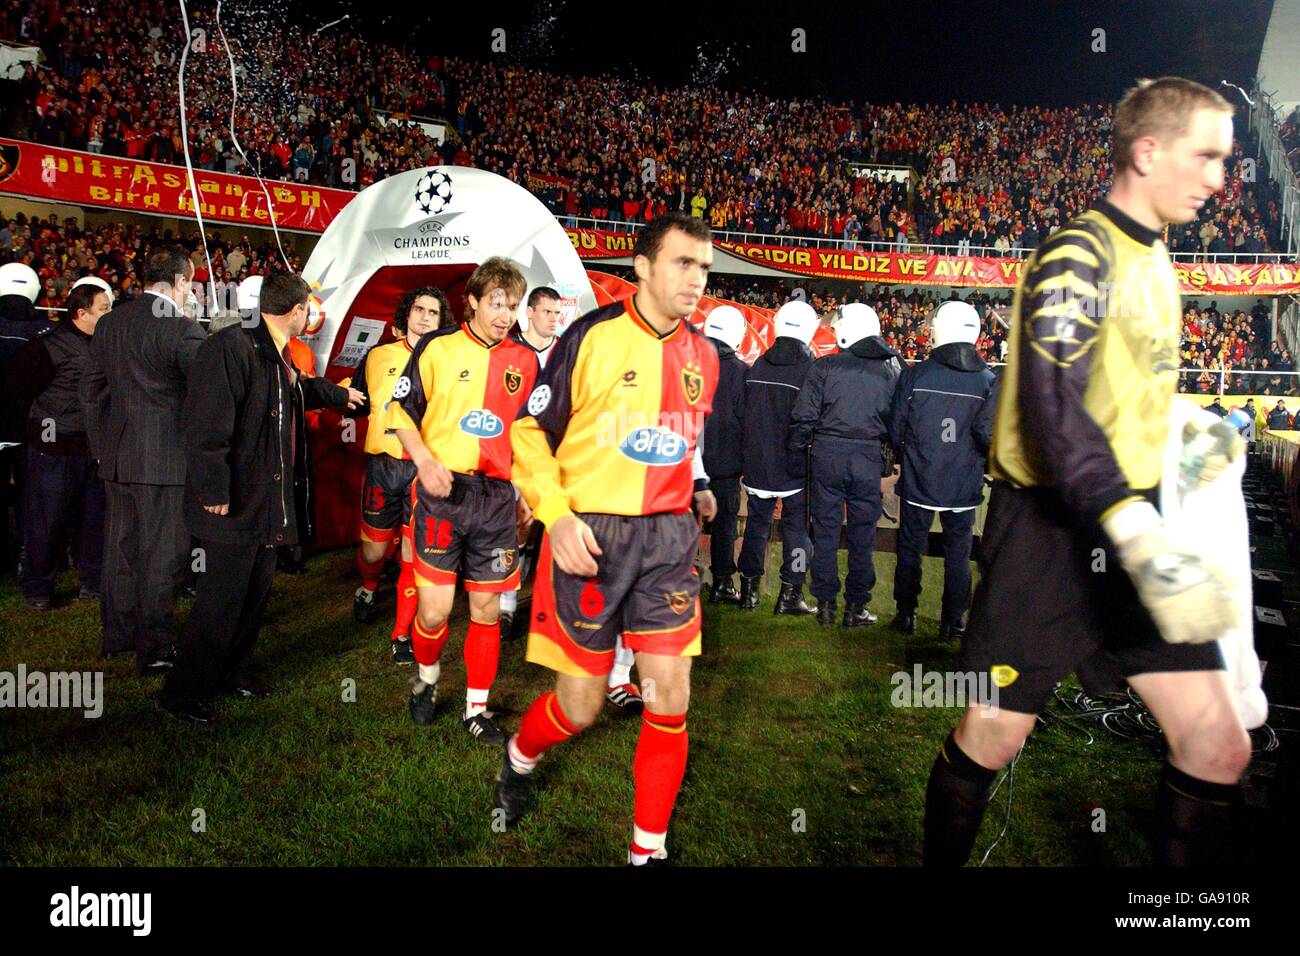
923;78;1252;867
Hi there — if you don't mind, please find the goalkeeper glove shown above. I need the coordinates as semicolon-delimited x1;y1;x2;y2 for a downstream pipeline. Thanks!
1103;500;1237;645
1178;417;1244;491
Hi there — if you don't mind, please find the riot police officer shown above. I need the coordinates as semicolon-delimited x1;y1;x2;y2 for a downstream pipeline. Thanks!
701;305;749;604
789;304;899;627
889;300;997;639
738;300;819;615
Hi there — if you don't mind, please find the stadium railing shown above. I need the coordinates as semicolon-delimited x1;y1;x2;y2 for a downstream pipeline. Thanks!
1250;82;1300;258
555;216;1291;262
1176;366;1300;397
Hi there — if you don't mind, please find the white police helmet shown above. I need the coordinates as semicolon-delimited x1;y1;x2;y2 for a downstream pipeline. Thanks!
236;275;264;314
71;275;114;307
703;305;746;351
833;303;881;349
0;262;40;303
932;300;981;347
773;299;817;346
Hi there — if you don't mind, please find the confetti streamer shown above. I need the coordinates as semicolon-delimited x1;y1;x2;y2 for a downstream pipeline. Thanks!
176;0;218;317
314;14;350;35
215;0;291;272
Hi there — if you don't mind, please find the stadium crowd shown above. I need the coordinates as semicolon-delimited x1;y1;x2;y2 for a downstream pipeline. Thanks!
1180;298;1298;395
0;212;300;307
2;0;1285;258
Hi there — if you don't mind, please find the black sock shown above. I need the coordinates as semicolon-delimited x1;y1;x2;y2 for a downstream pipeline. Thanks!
1156;763;1241;867
923;731;998;867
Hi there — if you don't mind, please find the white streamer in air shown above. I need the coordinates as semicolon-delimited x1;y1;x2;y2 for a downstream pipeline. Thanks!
215;0;290;271
177;0;218;318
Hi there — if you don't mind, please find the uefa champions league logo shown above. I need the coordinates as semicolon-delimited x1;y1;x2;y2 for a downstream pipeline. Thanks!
414;170;454;215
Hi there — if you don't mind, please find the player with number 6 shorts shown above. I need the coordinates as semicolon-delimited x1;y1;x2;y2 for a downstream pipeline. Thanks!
495;213;720;866
388;259;538;744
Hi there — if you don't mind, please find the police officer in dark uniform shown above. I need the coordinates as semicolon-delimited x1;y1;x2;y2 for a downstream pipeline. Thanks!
700;305;749;604
738;300;820;615
0;262;52;574
889;300;997;639
789;304;899;627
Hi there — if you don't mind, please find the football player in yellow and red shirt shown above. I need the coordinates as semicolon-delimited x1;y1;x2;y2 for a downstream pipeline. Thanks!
347;287;448;665
388;258;538;744
495;214;720;866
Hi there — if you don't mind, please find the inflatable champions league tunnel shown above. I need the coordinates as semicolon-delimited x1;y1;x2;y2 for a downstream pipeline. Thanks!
301;166;598;547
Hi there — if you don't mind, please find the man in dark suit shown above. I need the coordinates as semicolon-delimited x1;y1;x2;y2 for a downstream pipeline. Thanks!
161;272;362;723
81;246;205;673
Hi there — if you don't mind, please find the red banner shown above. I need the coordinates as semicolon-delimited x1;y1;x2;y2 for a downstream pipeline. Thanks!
3;138;1295;295
0;138;354;232
716;239;1025;288
564;226;636;259
1172;261;1300;295
714;237;1300;295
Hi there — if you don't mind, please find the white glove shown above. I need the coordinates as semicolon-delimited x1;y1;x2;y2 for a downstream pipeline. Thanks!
1178;418;1244;492
1103;500;1237;645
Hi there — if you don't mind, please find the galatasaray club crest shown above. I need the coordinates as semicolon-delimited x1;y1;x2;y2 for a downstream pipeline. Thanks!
666;590;691;615
504;366;523;395
681;363;703;405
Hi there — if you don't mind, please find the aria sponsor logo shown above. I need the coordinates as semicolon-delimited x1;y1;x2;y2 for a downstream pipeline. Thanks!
459;409;504;438
0;665;103;718
50;886;151;936
619;427;689;466
596;407;705;457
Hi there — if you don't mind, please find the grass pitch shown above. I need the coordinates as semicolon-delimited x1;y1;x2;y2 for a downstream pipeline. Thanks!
3;542;1234;867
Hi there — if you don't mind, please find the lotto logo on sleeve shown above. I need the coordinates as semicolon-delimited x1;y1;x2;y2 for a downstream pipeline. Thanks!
460;409;504;438
619;427;688;466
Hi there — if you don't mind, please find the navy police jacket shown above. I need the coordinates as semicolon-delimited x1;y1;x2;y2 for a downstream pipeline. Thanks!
889;342;998;509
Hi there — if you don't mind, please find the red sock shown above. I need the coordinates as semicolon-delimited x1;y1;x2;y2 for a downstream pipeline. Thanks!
356;547;385;592
631;712;688;856
393;556;417;640
514;690;581;762
463;618;500;698
411;618;449;665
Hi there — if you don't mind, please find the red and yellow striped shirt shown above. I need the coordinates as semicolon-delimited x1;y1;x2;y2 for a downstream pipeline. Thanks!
386;323;537;480
511;297;719;526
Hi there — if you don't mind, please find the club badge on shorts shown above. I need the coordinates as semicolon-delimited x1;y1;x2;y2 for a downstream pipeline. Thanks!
666;590;691;614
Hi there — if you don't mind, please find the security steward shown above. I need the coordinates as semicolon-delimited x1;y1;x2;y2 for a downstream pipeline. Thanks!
889;300;997;639
700;305;748;604
161;272;363;723
789;304;899;627
738;300;819;615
